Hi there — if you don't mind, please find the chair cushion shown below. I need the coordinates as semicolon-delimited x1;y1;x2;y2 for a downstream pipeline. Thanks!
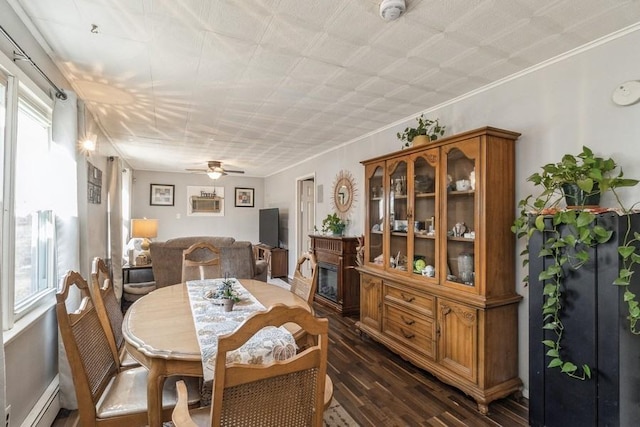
123;281;156;295
96;367;200;419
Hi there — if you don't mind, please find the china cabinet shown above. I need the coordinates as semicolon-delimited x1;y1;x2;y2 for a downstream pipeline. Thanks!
357;127;522;413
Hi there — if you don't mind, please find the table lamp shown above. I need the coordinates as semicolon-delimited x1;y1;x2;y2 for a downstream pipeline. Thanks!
131;218;158;264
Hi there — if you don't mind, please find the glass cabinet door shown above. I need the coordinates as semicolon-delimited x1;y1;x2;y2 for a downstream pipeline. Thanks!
442;141;478;290
387;159;408;272
365;163;384;268
410;150;438;280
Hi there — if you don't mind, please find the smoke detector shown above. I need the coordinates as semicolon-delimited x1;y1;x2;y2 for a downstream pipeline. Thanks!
379;0;406;21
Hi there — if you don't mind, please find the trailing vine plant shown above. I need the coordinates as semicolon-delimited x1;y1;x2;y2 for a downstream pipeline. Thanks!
512;146;639;380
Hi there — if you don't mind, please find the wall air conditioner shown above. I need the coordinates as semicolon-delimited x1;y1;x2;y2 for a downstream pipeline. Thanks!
190;196;221;213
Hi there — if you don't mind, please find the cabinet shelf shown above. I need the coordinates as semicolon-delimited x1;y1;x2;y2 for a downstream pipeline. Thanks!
447;236;475;243
415;234;436;240
359;126;522;415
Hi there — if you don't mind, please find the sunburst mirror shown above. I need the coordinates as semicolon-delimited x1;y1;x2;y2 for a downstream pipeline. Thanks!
332;170;357;220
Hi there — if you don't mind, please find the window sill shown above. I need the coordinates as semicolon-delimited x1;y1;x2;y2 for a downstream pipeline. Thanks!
3;294;56;346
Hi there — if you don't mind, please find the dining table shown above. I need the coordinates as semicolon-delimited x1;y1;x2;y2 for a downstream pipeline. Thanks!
122;279;310;427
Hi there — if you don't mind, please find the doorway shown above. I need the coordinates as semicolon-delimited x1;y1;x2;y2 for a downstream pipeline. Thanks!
296;175;315;277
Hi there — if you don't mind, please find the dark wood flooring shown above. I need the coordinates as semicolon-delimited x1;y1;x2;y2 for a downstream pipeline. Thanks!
315;304;529;427
55;296;528;427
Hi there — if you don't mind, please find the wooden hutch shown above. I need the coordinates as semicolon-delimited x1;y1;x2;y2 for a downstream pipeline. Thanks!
357;127;522;413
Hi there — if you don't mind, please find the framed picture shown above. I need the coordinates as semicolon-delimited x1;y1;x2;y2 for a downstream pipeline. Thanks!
150;184;175;206
235;187;254;207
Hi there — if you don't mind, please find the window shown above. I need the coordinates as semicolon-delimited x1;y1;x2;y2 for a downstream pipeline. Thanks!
12;96;55;317
1;70;56;328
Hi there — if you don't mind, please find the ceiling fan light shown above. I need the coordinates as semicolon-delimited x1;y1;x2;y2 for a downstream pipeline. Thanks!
207;170;223;180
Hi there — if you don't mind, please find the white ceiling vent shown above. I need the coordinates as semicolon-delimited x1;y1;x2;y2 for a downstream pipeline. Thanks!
379;0;406;21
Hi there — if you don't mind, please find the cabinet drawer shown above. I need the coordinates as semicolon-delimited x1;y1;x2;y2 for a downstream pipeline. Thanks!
385;285;434;317
383;304;435;358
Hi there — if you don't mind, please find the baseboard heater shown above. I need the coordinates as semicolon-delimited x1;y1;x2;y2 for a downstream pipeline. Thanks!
20;375;60;427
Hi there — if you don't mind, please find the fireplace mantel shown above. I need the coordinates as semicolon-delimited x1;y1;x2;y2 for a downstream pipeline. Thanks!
310;234;359;316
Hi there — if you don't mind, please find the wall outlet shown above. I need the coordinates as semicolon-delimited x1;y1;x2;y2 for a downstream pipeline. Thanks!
5;405;10;427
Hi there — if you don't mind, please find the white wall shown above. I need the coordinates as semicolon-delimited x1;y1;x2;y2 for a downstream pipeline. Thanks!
264;27;640;396
131;170;265;242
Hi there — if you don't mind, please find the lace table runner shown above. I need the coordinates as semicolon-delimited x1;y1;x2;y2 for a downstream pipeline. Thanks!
186;278;296;381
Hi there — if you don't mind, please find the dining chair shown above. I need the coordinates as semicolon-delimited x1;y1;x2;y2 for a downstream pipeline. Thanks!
290;251;318;306
89;257;139;369
290;251;318;348
182;241;222;282
172;304;333;427
57;270;201;426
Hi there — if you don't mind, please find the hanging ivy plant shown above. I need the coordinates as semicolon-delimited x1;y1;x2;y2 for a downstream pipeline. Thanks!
512;146;640;380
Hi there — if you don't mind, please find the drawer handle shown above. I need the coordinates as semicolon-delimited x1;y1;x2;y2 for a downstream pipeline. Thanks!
400;328;415;339
400;315;415;325
400;293;415;303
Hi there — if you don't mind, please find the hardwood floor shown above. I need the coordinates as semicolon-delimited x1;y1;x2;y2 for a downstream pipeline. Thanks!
315;304;529;427
53;301;528;427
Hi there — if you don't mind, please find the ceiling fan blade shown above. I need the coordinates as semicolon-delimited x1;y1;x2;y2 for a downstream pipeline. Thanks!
224;169;245;174
186;168;207;173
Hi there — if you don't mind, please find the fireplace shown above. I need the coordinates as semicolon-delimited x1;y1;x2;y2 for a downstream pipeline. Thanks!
317;262;338;303
310;235;360;316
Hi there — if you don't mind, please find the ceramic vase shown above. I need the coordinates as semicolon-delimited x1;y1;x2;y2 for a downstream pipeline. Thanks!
412;135;430;146
223;299;234;312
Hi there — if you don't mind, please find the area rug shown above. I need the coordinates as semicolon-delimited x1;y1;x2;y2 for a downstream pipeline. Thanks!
161;397;358;426
324;397;360;426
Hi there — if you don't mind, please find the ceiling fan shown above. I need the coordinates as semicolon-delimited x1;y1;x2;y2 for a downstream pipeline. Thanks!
186;161;245;179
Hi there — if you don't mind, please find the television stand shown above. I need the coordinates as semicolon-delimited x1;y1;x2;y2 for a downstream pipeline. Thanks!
254;244;288;278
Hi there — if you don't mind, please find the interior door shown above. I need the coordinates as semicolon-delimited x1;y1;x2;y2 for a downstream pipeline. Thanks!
298;177;315;276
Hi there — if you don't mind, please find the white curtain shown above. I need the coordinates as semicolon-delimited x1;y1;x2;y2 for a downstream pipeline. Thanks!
0;292;6;427
52;91;81;409
108;157;124;298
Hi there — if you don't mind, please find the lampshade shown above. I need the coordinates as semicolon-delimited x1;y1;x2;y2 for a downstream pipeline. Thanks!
131;218;158;239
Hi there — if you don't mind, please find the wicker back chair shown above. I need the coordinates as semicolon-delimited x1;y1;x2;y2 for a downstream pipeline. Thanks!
57;270;199;426
290;251;318;306
90;257;139;369
182;242;221;282
172;304;332;427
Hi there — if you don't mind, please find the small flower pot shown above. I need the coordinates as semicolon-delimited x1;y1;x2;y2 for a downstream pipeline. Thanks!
223;299;234;312
411;135;430;147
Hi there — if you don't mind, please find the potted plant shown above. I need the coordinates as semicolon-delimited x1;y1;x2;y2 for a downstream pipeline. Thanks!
218;278;241;311
397;114;446;148
512;146;639;380
321;212;347;236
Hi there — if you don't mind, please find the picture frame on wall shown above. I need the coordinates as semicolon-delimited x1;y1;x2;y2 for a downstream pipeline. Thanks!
235;187;254;207
150;184;175;206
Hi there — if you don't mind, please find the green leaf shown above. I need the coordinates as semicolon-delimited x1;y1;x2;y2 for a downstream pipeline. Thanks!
619;268;633;279
561;362;578;373
546;349;559;358
583;365;592;379
542;340;556;348
535;215;546;231
548;358;563;368
614;276;630;286
624;290;636;302
576;211;595;227
619;246;636;259
543;283;557;296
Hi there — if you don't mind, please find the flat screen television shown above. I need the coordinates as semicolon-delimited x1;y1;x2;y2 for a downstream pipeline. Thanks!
259;208;279;248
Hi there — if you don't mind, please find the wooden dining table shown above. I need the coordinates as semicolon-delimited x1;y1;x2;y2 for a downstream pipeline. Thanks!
122;279;310;427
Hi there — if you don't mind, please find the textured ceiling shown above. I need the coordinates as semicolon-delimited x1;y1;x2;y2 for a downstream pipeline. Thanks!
12;0;640;177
